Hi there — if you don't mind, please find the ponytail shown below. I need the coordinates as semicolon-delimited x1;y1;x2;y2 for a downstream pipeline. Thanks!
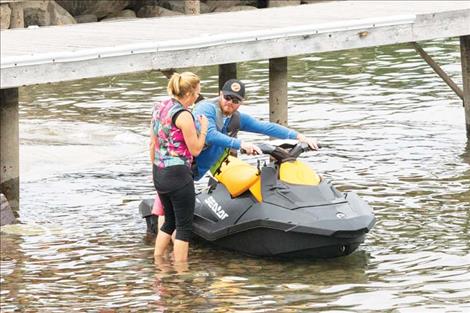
167;72;200;99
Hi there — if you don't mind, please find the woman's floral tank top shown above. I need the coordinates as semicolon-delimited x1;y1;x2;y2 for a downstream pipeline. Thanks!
152;98;193;169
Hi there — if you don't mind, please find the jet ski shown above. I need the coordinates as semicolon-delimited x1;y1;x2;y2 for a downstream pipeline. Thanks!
139;142;376;258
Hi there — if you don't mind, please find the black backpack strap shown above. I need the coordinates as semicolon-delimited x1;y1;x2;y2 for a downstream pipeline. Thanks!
227;111;240;138
227;111;241;156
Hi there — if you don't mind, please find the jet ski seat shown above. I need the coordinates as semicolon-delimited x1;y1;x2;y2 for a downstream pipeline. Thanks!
214;156;260;197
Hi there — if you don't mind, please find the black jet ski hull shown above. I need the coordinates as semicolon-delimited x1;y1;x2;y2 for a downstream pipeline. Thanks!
188;172;375;258
140;206;365;258
192;225;365;258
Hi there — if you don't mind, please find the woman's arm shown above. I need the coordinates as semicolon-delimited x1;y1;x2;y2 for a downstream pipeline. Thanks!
175;111;208;157
150;124;156;163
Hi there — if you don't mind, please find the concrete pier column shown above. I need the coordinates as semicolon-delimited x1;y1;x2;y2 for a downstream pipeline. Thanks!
0;88;20;217
8;2;24;28
269;57;288;126
185;0;200;15
461;36;470;136
219;63;237;90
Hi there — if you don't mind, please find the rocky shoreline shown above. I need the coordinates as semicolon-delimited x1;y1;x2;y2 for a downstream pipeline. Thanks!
1;193;16;226
0;0;323;29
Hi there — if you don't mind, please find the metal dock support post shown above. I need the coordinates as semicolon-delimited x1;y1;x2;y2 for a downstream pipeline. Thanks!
269;57;288;126
461;36;470;136
219;63;237;90
0;88;20;217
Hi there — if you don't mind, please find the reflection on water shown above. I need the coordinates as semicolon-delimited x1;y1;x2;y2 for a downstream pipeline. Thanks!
1;38;469;312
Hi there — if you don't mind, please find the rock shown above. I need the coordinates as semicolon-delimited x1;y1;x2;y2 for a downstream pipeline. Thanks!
165;0;186;13
127;0;156;13
23;0;49;26
56;0;129;19
115;9;136;18
23;0;76;27
75;14;98;23
101;16;136;22
205;0;242;12
137;5;183;18
240;0;258;6
1;193;16;226
214;5;257;12
104;9;136;19
49;0;77;25
268;0;301;7
0;4;11;29
199;1;211;14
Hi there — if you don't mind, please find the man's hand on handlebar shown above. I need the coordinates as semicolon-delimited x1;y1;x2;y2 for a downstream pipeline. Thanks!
297;134;319;150
240;141;262;155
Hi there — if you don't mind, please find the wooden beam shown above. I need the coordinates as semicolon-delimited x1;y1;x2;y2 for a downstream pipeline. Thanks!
269;57;288;126
461;36;470;136
185;0;200;15
412;42;464;100
161;69;177;79
0;88;19;216
219;63;237;90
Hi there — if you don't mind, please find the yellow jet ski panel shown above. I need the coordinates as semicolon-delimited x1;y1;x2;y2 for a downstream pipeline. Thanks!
280;160;321;186
215;156;260;197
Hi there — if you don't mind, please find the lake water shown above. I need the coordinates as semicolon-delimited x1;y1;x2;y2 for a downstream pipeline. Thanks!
1;38;469;312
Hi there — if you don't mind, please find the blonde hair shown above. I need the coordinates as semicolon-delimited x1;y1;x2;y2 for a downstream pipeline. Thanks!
167;72;200;99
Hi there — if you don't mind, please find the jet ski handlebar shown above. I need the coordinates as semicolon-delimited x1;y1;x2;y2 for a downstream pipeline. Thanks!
255;142;316;162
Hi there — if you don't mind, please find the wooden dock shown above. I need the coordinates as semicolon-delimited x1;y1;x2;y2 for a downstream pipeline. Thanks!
1;1;470;215
1;1;469;88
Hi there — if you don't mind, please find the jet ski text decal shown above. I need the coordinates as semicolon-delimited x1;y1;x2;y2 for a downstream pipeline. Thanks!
205;196;229;220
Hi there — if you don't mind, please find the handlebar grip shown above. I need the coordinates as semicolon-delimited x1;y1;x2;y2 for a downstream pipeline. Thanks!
302;142;321;152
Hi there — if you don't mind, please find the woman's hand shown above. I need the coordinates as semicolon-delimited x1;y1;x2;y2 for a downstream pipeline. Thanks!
198;114;208;135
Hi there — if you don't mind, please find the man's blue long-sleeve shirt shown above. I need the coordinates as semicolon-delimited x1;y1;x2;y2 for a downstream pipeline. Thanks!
193;98;298;180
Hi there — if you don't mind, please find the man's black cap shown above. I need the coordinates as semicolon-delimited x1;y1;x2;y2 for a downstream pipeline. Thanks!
222;79;245;100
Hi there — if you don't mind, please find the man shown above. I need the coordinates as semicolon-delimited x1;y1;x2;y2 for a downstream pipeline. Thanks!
193;79;318;181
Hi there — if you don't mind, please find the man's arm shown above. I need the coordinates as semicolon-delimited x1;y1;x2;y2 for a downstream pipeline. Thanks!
194;102;241;149
239;112;297;139
239;112;319;150
206;118;241;149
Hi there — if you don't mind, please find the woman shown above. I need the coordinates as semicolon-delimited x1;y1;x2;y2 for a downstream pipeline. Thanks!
151;72;208;262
